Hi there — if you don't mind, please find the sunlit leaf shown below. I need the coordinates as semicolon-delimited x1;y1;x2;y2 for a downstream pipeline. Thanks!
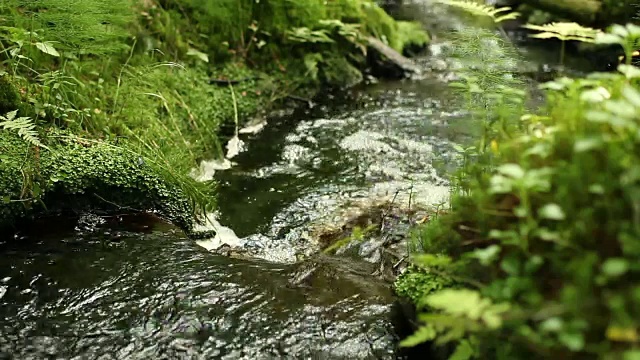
621;84;640;107
585;110;613;123
523;22;600;43
559;331;585;351
595;32;623;45
574;138;603;153
618;64;640;79
489;175;513;194
399;325;437;347
540;317;564;332
538;203;566;220
470;245;501;266
606;326;638;342
623;350;640;360
434;0;519;24
413;254;453;267
449;340;475;360
604;100;636;118
186;48;209;63
497;163;525;179
35;41;60;57
580;87;610;103
602;258;629;277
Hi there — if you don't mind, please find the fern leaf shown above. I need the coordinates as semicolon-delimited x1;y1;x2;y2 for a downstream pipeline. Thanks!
286;27;335;44
435;0;520;24
522;22;601;43
0;111;49;150
399;324;438;347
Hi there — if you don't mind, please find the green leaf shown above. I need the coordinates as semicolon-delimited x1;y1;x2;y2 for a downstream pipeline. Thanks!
621;84;640;107
580;87;610;103
538;203;566;220
522;22;600;42
626;24;640;37
624;350;640;360
3;110;18;121
588;184;605;194
604;100;636;119
0;111;49;150
470;245;501;266
400;325;437;347
500;255;520;275
610;24;629;38
186;48;209;63
618;65;640;79
540;317;563;332
35;41;60;57
539;81;567;91
595;32;622;45
558;331;585;351
32;182;41;198
449;340;474;360
488;175;513;194
497;163;525;179
602;258;629;277
585;110;613;123
413;254;453;267
574;138;603;153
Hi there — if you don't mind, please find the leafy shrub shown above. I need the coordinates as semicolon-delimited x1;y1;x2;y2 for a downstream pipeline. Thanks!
397;21;640;360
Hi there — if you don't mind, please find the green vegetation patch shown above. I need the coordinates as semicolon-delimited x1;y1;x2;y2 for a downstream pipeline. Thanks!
395;18;640;360
0;129;212;234
0;0;429;232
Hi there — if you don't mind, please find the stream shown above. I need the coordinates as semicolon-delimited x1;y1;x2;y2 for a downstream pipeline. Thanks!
0;2;591;359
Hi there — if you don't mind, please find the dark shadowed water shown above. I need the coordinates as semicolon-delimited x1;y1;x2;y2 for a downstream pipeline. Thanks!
0;1;595;359
0;219;403;359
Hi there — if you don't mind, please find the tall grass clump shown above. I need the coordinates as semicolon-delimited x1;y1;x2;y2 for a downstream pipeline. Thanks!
396;5;640;359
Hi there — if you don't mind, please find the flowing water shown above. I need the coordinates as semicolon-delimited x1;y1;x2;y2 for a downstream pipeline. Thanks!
0;2;593;359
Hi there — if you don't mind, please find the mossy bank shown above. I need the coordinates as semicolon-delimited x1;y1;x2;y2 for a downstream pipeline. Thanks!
0;0;429;233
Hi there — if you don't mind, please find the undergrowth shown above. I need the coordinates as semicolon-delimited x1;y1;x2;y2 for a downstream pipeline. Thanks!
0;0;429;230
396;4;640;359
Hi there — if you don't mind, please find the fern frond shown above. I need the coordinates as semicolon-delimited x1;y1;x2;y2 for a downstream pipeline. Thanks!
0;110;49;150
286;27;335;44
434;0;520;24
522;22;601;43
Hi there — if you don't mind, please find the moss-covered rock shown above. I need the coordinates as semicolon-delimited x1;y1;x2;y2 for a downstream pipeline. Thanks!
0;130;207;234
320;54;364;88
396;21;430;56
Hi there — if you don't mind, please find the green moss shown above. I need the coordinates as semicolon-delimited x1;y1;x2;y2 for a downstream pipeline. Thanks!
0;76;20;114
395;268;454;305
320;54;364;88
0;130;209;233
396;21;430;55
